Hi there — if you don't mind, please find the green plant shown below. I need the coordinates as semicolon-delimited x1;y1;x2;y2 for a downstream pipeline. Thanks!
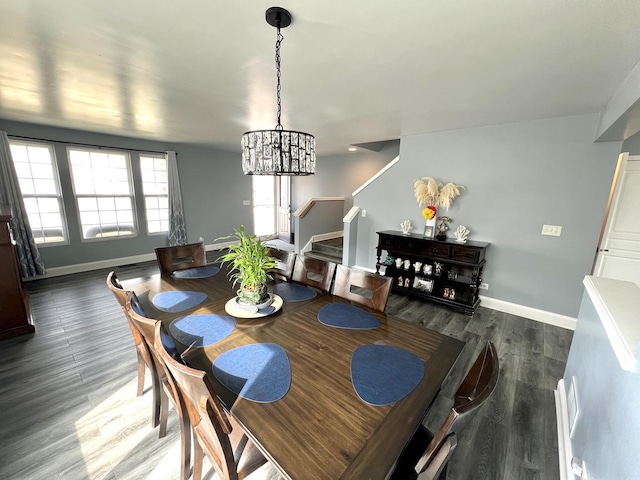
216;225;277;291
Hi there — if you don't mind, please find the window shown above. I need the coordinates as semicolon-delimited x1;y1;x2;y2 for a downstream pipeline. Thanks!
68;147;136;240
140;154;169;234
9;140;67;244
252;175;276;236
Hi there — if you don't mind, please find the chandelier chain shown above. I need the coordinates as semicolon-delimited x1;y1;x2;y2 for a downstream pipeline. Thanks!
275;23;284;131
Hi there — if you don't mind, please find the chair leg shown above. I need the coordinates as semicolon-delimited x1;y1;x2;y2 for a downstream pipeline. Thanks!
158;388;170;438
136;353;146;397
148;362;162;429
178;408;191;480
192;438;204;480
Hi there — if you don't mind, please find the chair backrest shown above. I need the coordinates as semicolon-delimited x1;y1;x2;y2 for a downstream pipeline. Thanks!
291;254;336;293
107;271;149;345
268;248;295;281
155;242;207;276
153;321;240;480
415;341;499;474
332;264;393;312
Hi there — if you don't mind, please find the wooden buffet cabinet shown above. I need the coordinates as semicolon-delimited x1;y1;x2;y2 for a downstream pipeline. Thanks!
0;207;35;339
376;230;489;316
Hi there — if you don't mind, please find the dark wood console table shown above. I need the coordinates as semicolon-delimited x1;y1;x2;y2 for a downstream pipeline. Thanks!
0;207;35;339
376;230;489;316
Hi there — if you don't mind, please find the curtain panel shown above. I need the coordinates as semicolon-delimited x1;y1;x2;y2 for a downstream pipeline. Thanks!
0;132;46;278
167;150;187;246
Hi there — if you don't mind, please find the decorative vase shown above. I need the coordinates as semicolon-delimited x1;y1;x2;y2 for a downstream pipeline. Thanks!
237;284;270;310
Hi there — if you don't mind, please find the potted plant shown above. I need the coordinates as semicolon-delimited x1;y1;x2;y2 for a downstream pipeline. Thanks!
216;225;277;309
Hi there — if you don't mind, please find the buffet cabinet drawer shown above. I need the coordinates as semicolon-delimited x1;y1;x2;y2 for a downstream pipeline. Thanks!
451;246;482;263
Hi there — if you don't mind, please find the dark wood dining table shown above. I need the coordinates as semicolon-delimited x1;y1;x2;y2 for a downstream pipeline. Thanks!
128;265;464;480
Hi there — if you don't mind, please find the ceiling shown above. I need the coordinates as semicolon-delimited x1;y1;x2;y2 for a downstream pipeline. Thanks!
1;1;640;155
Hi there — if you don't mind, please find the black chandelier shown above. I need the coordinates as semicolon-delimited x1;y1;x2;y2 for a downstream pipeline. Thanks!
241;7;316;176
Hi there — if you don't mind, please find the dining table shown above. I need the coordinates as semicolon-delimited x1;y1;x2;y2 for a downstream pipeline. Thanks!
128;263;464;480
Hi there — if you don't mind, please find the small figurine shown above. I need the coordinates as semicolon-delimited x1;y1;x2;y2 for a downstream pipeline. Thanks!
436;216;452;241
403;259;411;270
398;276;404;286
395;258;403;268
404;278;410;288
434;261;443;276
413;261;423;271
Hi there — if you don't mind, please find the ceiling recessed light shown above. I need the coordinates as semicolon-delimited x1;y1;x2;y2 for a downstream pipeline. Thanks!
348;147;357;152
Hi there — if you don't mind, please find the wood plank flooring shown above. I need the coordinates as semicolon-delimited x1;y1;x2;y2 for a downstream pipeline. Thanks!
0;259;572;479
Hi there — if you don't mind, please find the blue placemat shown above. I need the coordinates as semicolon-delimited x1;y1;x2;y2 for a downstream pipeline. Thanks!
273;282;317;302
351;344;425;406
151;290;207;312
212;343;291;403
172;265;220;279
169;314;236;347
318;303;381;329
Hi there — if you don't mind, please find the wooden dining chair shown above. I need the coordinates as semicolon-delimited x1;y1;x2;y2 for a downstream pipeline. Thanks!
106;271;162;428
125;294;191;480
155;242;207;276
291;254;337;293
332;264;393;312
388;341;499;480
153;321;268;480
268;248;295;281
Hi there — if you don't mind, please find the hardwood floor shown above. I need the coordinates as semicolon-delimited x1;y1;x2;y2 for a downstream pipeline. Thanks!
0;260;572;479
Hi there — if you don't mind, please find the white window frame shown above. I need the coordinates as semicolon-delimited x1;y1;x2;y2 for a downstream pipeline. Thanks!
139;153;169;235
8;139;69;246
67;146;138;241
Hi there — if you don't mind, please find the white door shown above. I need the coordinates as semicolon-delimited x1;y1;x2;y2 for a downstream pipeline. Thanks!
593;153;640;286
277;176;292;243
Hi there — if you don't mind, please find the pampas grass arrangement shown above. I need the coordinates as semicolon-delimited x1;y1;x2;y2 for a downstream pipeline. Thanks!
413;177;465;210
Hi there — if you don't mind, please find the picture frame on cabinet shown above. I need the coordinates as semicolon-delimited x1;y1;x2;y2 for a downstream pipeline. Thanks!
413;277;434;293
424;225;435;239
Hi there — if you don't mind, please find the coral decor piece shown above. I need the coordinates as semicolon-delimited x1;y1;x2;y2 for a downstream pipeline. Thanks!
400;220;413;234
454;225;470;243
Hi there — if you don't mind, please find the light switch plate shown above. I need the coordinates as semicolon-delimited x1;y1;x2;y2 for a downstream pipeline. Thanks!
542;224;562;236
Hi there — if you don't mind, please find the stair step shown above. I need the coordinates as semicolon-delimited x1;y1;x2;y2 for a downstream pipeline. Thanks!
304;250;342;264
312;237;343;257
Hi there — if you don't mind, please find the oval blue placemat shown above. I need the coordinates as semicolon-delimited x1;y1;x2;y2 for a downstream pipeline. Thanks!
212;343;291;403
318;302;381;329
273;282;317;302
351;344;425;406
151;290;207;312
172;265;220;279
169;314;236;347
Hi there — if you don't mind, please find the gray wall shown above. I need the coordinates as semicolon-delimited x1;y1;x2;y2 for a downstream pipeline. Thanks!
292;140;399;214
353;114;622;317
621;130;640;154
0;119;252;269
563;286;640;479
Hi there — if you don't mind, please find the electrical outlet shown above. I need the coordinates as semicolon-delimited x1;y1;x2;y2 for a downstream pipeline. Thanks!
361;209;367;218
242;199;251;206
541;224;562;236
479;283;489;290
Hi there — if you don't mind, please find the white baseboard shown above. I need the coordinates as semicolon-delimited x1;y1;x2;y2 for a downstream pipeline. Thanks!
351;264;576;329
29;241;236;280
479;295;576;330
555;379;573;480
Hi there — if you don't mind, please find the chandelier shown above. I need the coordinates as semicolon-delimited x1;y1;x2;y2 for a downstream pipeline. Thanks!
241;7;316;176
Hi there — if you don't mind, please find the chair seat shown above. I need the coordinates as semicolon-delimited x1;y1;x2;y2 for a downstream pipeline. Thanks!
389;425;434;480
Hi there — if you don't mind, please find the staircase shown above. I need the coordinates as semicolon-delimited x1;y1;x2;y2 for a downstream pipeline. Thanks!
305;237;343;264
